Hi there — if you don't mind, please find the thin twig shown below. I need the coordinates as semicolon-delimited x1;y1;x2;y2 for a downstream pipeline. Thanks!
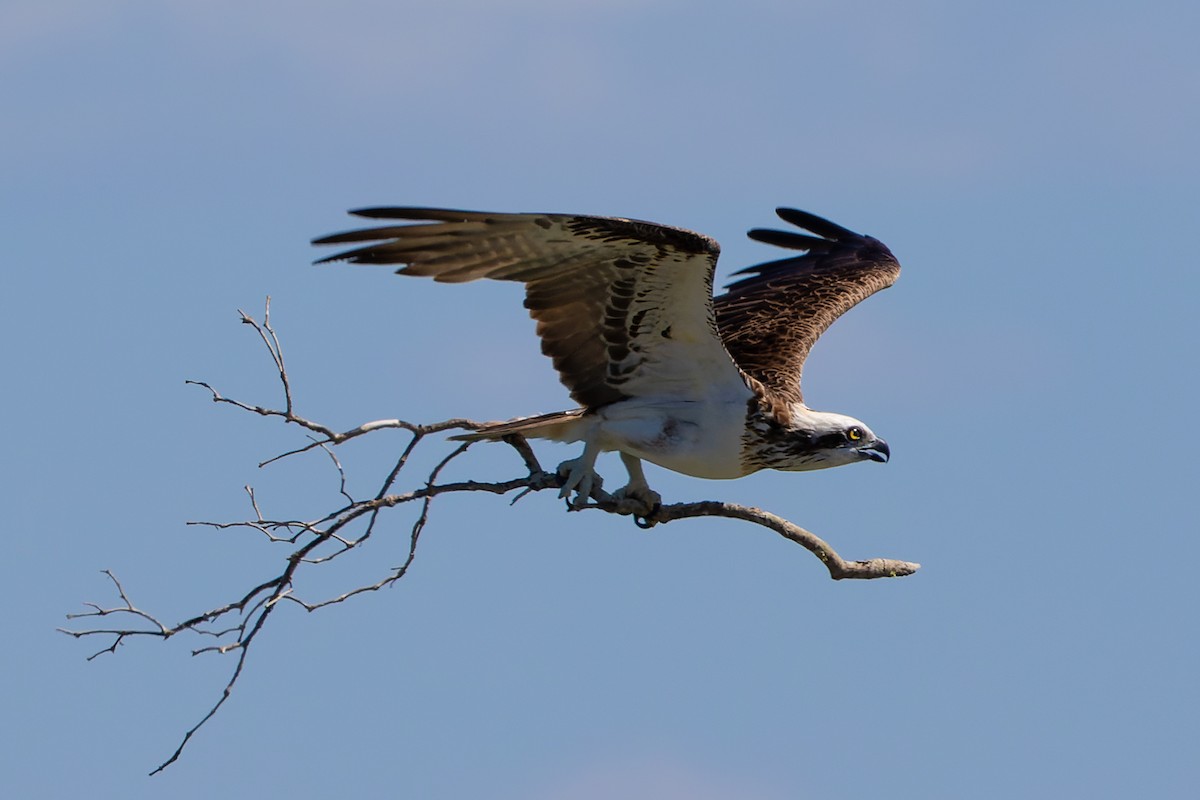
62;298;918;776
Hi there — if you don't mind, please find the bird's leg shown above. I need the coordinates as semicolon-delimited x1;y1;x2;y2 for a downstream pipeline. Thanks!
556;439;602;508
611;453;662;517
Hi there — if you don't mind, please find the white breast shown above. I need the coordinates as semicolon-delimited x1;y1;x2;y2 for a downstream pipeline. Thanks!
592;392;753;480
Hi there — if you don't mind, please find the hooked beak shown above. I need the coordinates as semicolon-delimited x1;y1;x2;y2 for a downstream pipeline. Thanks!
862;438;890;463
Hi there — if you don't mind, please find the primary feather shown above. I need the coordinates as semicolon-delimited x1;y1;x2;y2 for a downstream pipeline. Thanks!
313;205;900;509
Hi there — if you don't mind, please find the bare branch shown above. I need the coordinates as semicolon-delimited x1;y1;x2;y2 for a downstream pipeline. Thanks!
63;298;918;775
58;570;174;659
635;501;919;579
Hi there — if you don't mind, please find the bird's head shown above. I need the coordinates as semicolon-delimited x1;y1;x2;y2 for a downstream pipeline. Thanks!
788;409;889;470
749;407;890;472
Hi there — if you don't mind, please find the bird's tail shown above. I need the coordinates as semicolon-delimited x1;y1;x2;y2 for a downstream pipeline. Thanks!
450;408;587;442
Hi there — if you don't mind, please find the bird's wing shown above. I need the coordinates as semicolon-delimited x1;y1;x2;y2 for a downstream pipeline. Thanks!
713;208;900;407
313;208;747;409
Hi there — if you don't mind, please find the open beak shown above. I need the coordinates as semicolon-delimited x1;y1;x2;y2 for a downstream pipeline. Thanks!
862;438;890;463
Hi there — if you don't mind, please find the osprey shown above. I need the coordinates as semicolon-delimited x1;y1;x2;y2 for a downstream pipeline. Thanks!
314;206;899;513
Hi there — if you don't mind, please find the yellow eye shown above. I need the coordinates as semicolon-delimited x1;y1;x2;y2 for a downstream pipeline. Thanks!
847;427;863;442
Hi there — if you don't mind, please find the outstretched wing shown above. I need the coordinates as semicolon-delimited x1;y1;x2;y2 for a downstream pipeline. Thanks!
713;208;900;406
313;208;747;410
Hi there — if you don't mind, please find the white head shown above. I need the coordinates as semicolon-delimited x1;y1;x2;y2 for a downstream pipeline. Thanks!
795;408;889;469
747;406;890;473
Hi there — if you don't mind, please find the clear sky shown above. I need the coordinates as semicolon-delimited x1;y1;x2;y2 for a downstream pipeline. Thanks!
5;1;1198;797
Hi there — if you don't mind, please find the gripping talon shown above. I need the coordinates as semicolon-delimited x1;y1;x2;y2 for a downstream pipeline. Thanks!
633;503;662;529
556;450;601;508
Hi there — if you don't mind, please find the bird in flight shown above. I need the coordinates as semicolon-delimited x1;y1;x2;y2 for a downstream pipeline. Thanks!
314;206;900;514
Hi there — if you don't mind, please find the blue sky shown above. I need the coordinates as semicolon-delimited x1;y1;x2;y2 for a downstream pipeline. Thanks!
5;1;1199;797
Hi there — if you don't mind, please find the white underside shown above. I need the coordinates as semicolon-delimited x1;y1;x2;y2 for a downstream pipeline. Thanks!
539;386;756;481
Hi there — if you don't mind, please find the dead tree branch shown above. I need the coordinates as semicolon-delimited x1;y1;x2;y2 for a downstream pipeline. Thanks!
61;298;919;775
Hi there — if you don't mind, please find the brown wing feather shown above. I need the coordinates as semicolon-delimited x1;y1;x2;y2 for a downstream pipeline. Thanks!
713;208;900;406
313;208;739;410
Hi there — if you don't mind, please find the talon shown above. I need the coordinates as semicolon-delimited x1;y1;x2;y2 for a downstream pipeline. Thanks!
556;455;602;507
612;484;662;519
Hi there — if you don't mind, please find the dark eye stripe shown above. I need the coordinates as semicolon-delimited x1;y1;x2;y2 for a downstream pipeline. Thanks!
815;432;845;449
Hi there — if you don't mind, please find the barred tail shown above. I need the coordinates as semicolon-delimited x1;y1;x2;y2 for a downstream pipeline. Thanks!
450;408;587;442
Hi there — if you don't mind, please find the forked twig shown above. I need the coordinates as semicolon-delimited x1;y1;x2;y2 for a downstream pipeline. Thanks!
62;299;918;775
